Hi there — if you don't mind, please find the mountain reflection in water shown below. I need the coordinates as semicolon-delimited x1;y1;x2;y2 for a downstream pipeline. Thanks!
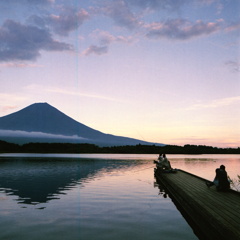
0;157;137;205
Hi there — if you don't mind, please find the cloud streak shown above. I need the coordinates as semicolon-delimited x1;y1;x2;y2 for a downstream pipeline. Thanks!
1;105;18;113
225;20;240;32
23;84;122;102
47;88;123;102
96;30;133;45
0;62;42;68
127;0;189;11
0;0;53;7
30;7;90;36
186;96;240;110
0;93;27;103
145;19;222;40
49;8;89;36
0;94;27;114
225;60;240;73
0;130;88;140
83;45;108;56
96;0;142;30
0;20;73;62
82;30;133;56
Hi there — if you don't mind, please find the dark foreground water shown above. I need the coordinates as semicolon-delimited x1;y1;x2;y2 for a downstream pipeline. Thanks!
0;154;239;240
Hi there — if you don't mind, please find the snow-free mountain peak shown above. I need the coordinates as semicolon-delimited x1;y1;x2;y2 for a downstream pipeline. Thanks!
0;103;164;146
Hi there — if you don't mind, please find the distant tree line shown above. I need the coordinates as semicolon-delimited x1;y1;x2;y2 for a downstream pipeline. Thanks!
0;140;239;154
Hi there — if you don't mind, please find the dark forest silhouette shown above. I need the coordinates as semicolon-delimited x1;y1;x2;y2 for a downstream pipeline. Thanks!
0;140;239;154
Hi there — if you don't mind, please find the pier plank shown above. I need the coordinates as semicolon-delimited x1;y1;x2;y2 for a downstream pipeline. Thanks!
155;169;240;240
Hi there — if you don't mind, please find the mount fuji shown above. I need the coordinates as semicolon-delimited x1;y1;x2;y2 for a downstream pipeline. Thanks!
0;103;163;146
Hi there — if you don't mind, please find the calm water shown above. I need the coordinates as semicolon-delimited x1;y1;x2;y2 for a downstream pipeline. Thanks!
0;154;239;240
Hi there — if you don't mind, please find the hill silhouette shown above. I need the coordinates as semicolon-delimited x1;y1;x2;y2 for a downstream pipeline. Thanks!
0;103;163;146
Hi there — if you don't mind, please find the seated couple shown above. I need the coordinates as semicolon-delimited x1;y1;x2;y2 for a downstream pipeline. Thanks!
206;165;230;191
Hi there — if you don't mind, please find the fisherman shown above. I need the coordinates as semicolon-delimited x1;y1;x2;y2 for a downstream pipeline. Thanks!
158;153;163;161
157;154;172;171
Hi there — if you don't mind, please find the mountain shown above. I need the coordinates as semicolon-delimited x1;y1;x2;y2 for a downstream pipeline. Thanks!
0;103;164;146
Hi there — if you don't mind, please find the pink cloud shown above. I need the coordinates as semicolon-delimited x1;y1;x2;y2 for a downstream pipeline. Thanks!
146;19;222;40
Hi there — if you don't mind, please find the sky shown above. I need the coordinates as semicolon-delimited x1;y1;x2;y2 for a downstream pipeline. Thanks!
0;0;239;148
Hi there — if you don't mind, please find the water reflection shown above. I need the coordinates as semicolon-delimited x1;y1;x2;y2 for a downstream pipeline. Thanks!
154;178;168;198
0;157;137;205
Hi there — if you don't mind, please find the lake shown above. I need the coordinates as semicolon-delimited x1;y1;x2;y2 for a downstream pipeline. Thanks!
0;154;239;240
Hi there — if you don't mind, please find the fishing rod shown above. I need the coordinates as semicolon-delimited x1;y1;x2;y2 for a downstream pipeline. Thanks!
132;165;156;173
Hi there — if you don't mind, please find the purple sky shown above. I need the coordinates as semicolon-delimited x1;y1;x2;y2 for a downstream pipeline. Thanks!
0;0;239;147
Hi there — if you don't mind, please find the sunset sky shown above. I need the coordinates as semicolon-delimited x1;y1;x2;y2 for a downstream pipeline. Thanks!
0;0;239;147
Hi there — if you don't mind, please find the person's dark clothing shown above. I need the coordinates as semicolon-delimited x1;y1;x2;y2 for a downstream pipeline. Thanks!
216;169;230;191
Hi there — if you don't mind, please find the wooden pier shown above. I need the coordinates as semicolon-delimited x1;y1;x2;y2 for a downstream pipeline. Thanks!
155;169;240;240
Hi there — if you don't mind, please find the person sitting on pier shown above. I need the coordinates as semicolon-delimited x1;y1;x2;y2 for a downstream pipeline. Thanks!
206;168;220;188
154;154;163;166
157;154;172;171
217;165;230;191
158;153;163;161
206;165;230;191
